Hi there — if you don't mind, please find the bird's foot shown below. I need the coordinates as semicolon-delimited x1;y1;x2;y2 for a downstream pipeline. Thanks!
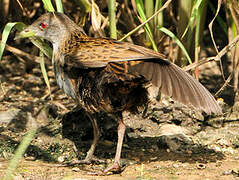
88;162;125;176
75;157;106;165
56;156;105;167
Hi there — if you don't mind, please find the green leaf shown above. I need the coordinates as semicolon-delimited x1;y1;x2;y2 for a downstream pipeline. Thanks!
135;0;158;52
55;0;64;13
3;128;37;180
30;37;53;59
181;0;203;39
108;0;117;39
0;22;27;61
159;27;192;64
40;51;51;97
42;0;55;12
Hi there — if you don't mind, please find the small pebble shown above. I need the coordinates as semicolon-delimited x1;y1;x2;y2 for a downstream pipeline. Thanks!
13;175;24;180
214;146;221;152
123;143;129;148
151;144;159;151
227;147;234;154
57;156;65;163
150;157;158;161
153;165;162;169
234;156;239;160
102;140;113;146
25;156;36;161
217;139;229;146
232;169;239;176
72;167;80;172
197;163;206;169
222;170;232;175
129;161;135;165
106;159;112;163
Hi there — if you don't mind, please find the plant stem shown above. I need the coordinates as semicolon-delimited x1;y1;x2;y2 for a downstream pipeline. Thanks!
108;0;117;39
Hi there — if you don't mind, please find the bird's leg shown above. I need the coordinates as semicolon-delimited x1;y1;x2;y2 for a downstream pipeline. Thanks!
66;113;101;165
83;113;100;162
103;114;126;174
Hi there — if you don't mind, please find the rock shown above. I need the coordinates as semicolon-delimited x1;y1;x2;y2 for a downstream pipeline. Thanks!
232;169;239;176
151;144;159;151
214;146;222;152
150;157;158;161
197;163;206;169
57;156;65;163
13;175;24;180
222;170;232;175
0;108;20;124
157;124;193;153
159;124;190;135
173;163;180;168
217;138;230;147
26;112;38;129
25;156;36;161
72;167;80;172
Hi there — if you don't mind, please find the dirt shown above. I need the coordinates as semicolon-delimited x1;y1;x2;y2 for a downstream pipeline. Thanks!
1;54;239;180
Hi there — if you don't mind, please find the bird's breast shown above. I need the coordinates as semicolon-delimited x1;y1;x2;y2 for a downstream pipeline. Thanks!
52;56;77;99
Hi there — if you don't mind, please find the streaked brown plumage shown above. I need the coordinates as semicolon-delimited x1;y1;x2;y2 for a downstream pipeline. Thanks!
18;12;222;174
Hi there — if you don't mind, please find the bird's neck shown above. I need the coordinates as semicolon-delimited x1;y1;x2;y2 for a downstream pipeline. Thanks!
52;30;86;67
52;30;85;53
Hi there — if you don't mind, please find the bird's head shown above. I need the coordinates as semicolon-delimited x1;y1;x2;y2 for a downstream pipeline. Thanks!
16;12;84;46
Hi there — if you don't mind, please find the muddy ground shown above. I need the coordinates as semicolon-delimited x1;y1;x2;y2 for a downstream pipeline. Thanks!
0;53;239;180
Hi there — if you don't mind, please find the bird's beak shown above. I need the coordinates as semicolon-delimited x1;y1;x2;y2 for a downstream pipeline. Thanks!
14;28;36;40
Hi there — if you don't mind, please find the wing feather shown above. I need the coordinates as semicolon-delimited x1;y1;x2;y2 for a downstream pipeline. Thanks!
63;36;221;114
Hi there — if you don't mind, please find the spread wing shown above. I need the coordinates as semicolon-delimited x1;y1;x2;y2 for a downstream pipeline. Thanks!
64;37;166;67
63;37;222;115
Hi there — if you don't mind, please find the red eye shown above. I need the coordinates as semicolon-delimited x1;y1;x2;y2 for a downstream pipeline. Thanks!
40;22;47;29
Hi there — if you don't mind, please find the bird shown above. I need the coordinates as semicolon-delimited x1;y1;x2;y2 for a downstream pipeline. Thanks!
16;12;222;175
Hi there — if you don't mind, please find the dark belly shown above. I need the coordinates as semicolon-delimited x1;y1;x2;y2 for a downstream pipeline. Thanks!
55;66;149;113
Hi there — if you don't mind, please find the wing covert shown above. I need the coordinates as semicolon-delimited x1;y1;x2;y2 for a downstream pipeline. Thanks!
62;36;221;114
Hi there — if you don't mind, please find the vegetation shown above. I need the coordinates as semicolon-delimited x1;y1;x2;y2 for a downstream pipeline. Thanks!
0;0;239;179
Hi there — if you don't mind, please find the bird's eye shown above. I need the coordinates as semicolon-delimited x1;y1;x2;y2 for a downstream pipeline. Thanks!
40;22;47;29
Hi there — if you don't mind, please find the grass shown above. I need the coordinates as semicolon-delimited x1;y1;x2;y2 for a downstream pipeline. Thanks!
108;0;117;39
0;0;236;179
2;128;37;180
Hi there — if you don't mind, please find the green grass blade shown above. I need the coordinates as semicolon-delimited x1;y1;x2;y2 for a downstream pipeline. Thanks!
145;0;154;29
73;0;91;13
2;128;37;180
135;0;158;52
42;0;55;12
30;38;53;59
159;27;192;64
181;0;203;39
40;51;51;97
108;0;117;39
119;0;171;42
135;0;153;37
0;23;17;61
155;0;163;40
195;0;207;49
0;22;27;61
55;0;64;13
